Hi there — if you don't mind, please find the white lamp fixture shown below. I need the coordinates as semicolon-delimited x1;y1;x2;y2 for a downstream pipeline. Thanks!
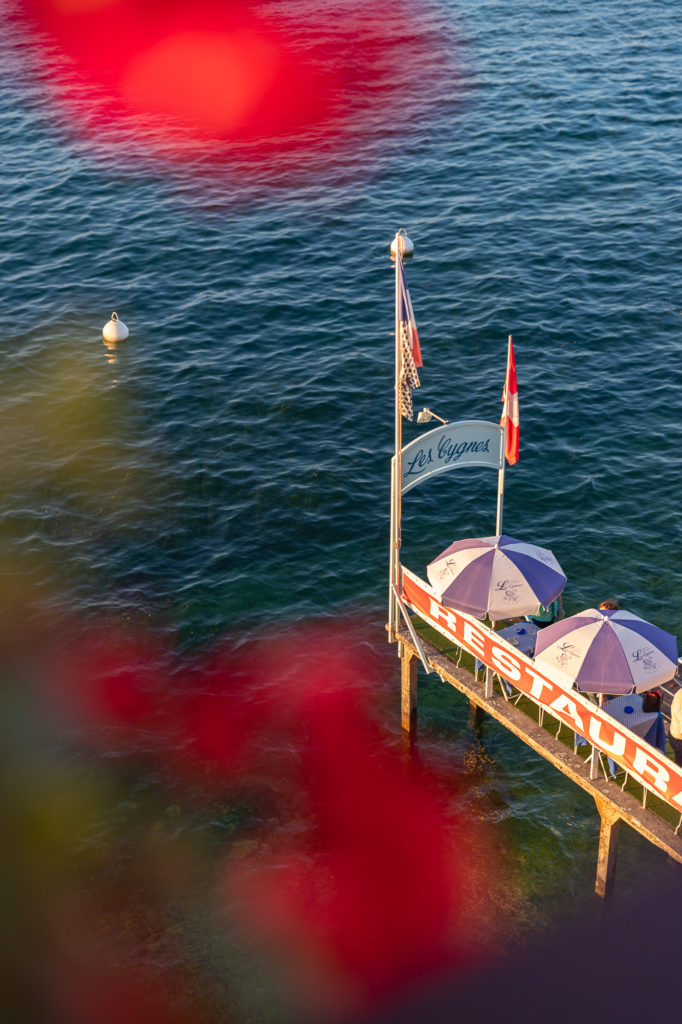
416;408;449;426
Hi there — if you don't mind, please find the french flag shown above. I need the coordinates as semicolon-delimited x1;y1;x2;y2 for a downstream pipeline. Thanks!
501;335;519;465
399;261;422;368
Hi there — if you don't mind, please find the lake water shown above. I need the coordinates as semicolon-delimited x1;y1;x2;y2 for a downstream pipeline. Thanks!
2;0;681;1019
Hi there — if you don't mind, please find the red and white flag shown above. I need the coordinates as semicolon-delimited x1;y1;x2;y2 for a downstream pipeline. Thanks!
501;335;519;465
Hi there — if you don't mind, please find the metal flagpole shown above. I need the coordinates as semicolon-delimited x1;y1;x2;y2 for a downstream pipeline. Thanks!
389;453;397;640
488;335;512;697
388;233;403;643
496;334;511;536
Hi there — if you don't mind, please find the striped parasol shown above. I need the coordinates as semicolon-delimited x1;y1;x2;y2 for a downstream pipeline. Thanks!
533;607;678;695
426;534;566;620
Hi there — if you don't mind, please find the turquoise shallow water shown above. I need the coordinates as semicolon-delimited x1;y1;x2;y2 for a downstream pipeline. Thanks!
2;0;682;1015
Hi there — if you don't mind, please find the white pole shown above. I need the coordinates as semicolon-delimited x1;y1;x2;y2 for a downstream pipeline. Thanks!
389;455;397;640
496;334;511;536
590;693;605;779
389;235;403;642
492;332;508;690
495;459;505;536
485;622;495;699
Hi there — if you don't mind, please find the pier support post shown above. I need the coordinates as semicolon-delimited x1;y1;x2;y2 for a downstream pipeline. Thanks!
401;648;418;739
468;700;484;736
594;798;621;902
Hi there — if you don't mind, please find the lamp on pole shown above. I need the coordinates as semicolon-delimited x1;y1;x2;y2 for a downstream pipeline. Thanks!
416;408;449;426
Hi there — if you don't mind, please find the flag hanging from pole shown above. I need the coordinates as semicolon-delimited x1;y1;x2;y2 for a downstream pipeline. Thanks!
501;335;519;465
398;261;422;420
399;262;422;368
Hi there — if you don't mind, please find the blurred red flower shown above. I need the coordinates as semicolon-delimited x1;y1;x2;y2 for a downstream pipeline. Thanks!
18;0;458;169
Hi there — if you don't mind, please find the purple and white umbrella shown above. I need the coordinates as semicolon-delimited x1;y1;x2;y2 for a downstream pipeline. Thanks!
426;534;566;620
533;607;678;695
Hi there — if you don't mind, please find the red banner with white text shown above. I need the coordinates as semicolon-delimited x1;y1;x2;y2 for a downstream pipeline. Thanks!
401;567;682;814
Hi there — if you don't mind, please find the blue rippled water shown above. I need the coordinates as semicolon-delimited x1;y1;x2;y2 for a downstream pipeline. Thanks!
2;0;682;996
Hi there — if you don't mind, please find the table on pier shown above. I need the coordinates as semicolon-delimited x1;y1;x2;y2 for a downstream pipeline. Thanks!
475;621;540;672
575;692;667;779
605;693;666;753
499;621;541;656
476;621;540;694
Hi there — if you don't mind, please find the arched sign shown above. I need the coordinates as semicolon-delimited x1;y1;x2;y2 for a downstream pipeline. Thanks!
399;420;503;494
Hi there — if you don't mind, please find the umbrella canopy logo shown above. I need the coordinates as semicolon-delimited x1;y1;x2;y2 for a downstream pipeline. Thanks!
632;646;659;673
552;641;580;668
493;579;523;604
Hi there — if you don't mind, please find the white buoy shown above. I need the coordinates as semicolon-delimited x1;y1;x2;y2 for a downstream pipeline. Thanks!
390;232;414;258
103;312;129;342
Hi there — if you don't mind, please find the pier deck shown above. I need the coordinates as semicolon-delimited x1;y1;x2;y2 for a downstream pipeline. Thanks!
395;624;682;874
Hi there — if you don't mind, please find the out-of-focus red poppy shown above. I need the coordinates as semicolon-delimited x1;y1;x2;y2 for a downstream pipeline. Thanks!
48;623;173;753
15;614;500;1019
174;643;275;782
214;626;492;1015
18;0;457;169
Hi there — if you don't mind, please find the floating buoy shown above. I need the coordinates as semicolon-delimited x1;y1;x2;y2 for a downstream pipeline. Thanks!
390;232;414;258
102;312;129;342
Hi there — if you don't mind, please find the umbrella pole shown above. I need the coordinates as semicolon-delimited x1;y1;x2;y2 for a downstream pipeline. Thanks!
589;693;605;780
485;619;496;698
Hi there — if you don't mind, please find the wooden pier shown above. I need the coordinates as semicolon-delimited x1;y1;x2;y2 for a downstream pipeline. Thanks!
386;232;682;902
395;624;682;902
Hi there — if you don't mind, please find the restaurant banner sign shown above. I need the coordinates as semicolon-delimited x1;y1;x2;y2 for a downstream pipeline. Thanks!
401;567;682;814
399;420;504;494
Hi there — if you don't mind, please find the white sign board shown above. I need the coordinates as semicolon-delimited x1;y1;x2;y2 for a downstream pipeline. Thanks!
399;420;504;494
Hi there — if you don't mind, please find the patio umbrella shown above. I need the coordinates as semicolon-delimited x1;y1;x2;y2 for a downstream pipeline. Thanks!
426;534;566;620
533;607;678;695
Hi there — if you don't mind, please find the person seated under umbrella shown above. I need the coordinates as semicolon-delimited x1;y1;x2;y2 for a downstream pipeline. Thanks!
525;593;564;627
527;594;618;629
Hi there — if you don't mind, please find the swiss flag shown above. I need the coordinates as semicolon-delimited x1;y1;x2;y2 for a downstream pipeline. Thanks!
501;336;519;465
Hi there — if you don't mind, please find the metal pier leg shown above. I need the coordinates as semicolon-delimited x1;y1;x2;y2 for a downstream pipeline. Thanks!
401;648;418;740
468;700;484;737
594;798;621;902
